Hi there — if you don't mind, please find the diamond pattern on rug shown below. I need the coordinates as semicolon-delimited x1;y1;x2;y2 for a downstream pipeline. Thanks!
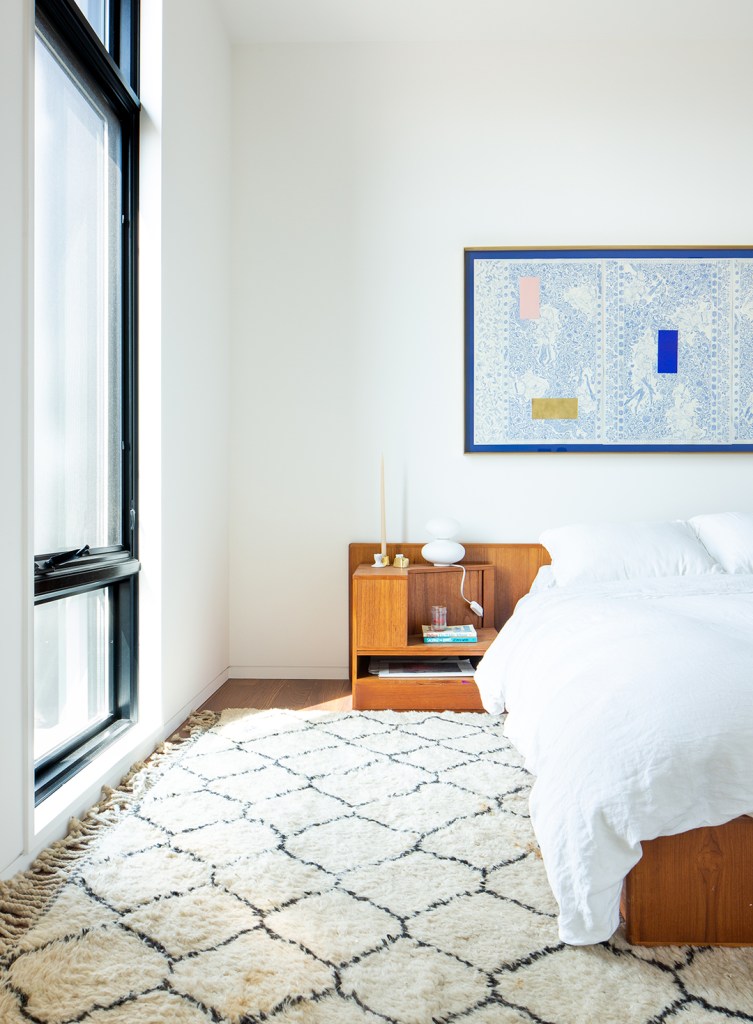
140;787;242;832
169;928;335;1018
214;849;330;910
359;778;482;832
84;990;217;1024
122;886;258;956
412;891;556;970
344;848;480;917
420;808;532;869
494;943;682;1024
8;927;169;1024
84;845;212;911
209;761;309;803
678;946;753;1014
339;936;491;1024
253;784;350;833
2;707;753;1024
174;816;279;863
268;889;400;965
486;853;560;916
315;758;431;805
285;814;421;874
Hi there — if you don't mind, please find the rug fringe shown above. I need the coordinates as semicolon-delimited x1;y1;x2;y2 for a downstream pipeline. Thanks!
0;709;219;956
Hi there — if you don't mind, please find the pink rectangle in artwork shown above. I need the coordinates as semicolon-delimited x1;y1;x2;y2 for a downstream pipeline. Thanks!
519;277;541;320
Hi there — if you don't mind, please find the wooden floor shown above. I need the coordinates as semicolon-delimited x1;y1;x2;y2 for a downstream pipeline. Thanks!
199;678;353;714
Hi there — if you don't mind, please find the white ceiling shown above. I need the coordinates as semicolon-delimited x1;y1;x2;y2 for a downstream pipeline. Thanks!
213;0;753;44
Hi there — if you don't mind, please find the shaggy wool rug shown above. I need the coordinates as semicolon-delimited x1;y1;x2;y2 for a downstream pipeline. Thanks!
1;709;752;1024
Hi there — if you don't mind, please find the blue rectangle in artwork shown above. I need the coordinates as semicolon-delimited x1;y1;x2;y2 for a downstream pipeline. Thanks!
657;330;678;374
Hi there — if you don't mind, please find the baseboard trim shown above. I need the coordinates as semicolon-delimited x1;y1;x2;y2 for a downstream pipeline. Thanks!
185;666;231;709
229;666;349;680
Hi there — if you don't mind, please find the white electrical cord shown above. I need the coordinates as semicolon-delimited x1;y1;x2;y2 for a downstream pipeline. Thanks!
458;564;484;617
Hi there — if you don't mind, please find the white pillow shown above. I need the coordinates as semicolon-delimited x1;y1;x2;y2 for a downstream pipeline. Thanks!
689;512;753;574
539;520;722;587
529;564;556;594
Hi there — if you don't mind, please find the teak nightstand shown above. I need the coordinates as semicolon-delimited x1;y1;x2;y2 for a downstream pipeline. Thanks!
350;561;496;711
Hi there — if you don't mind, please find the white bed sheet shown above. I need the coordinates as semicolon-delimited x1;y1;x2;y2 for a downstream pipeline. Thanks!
474;574;753;945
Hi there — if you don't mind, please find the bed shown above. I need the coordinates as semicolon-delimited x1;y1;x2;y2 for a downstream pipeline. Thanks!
474;514;753;947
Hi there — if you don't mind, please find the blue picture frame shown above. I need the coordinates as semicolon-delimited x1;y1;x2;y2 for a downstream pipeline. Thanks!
464;246;753;452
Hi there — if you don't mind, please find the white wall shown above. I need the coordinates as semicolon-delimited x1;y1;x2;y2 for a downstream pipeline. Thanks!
0;0;30;872
229;40;753;677
148;0;233;721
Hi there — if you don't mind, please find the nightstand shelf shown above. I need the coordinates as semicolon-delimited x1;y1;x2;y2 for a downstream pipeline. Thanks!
350;562;497;711
357;627;497;657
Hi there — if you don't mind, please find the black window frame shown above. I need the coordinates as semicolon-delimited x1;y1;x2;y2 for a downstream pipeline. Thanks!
33;0;140;805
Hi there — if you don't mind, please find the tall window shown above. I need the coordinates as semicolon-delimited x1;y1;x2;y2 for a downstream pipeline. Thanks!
34;0;139;804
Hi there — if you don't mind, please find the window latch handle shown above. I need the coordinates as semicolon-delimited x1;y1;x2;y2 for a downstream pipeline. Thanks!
34;544;90;576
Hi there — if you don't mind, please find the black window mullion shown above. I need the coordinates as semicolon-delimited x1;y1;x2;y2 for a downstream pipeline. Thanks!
107;577;117;725
112;0;138;96
107;0;119;73
36;0;139;117
34;557;140;605
115;577;138;722
122;108;138;560
34;716;131;806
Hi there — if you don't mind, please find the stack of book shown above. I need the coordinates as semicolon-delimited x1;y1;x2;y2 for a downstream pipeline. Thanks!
421;624;478;644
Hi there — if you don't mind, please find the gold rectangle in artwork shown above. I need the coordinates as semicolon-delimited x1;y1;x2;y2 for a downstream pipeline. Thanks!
531;398;579;420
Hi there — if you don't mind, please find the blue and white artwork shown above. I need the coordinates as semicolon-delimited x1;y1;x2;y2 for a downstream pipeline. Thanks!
465;247;753;452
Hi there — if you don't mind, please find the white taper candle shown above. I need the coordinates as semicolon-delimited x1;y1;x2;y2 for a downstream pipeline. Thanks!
380;455;386;556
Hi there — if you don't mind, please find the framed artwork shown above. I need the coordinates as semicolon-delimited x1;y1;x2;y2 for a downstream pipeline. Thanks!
464;246;753;452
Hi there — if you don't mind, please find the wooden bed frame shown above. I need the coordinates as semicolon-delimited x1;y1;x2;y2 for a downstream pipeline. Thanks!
621;816;753;945
350;541;753;946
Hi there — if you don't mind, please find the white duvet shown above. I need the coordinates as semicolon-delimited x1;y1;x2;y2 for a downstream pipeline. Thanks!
474;574;753;945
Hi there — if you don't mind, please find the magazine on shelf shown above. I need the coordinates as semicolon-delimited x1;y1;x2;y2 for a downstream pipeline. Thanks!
368;657;475;678
421;624;477;643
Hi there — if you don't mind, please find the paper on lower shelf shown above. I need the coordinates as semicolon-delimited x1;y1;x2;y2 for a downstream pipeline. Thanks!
368;657;475;678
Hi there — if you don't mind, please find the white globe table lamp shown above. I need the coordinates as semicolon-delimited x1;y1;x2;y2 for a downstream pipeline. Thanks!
421;517;465;566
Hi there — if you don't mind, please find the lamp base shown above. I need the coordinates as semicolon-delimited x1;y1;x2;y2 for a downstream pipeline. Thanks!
421;540;465;566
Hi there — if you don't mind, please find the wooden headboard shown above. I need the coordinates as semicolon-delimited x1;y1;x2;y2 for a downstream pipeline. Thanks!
348;542;550;631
